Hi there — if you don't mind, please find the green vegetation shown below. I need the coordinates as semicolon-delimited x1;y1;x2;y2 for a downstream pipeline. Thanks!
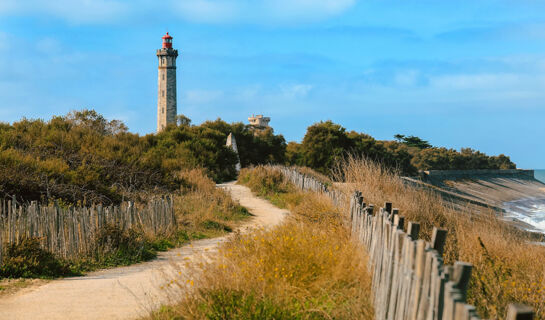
286;120;515;175
150;166;373;320
394;134;432;149
0;238;72;278
0;111;514;205
238;166;308;209
0;110;272;278
0;110;285;205
0;225;171;278
0;168;250;279
161;290;305;320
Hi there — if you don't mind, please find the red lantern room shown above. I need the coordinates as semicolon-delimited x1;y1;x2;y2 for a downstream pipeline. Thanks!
162;32;173;49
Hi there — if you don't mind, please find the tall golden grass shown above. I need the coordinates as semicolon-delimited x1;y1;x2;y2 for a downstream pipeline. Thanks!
175;168;250;238
151;166;374;319
335;156;545;318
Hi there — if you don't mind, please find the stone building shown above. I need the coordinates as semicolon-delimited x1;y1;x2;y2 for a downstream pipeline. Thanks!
248;114;270;129
157;32;179;132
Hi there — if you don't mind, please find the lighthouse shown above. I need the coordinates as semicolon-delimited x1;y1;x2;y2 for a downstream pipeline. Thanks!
157;32;179;132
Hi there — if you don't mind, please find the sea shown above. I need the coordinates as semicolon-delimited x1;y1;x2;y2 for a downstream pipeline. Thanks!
503;169;545;233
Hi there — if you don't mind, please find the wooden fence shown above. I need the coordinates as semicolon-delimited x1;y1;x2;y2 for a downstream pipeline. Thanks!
275;166;534;320
0;197;176;264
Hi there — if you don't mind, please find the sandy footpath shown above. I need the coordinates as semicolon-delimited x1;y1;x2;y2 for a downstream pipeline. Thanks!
0;182;287;320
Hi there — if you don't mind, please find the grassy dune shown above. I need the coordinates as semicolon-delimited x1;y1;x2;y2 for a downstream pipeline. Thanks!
151;166;373;319
335;157;545;318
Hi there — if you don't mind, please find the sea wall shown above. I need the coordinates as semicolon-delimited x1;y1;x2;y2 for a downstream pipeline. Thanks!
413;169;545;206
404;169;545;233
420;169;535;181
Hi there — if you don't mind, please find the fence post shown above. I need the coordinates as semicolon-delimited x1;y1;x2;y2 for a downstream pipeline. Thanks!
506;304;534;320
408;222;420;240
431;227;448;256
452;262;472;301
385;202;392;214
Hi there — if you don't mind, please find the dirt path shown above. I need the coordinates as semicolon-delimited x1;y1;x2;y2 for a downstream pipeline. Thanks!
0;182;287;320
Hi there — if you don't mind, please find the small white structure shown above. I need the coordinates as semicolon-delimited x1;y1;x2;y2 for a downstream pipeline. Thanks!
226;133;241;172
248;114;270;128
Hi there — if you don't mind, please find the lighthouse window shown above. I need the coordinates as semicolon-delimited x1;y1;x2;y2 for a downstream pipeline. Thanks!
162;90;165;97
162;108;164;114
162;73;164;80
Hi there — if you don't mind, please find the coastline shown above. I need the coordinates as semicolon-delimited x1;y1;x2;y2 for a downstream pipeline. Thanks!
406;169;545;235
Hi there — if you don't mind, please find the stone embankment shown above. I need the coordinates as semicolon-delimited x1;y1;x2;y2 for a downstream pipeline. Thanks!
403;170;545;207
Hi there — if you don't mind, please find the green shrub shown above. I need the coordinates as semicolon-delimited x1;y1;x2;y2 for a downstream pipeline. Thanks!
238;166;292;197
0;238;72;278
286;120;516;175
202;220;233;232
198;290;306;320
92;224;157;267
0;110;286;206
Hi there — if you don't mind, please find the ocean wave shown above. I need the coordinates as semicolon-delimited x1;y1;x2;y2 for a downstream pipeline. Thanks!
503;198;545;233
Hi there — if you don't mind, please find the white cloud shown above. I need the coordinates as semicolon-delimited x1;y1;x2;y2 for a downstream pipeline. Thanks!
0;0;128;24
36;37;62;55
0;0;355;24
185;89;224;104
173;0;238;23
234;85;262;101
170;0;356;24
280;83;313;98
429;73;523;90
264;0;356;22
394;70;419;87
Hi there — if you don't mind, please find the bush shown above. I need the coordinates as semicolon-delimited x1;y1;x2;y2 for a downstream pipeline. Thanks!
286;120;516;176
0;238;72;278
0;110;286;205
238;166;293;197
92;224;157;267
198;290;303;320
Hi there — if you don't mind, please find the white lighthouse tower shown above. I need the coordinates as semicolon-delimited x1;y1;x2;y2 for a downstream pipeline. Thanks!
157;32;179;132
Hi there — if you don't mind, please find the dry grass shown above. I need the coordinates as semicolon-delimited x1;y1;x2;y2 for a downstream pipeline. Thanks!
238;166;301;209
175;168;250;239
335;156;545;318
292;166;333;187
0;278;49;297
150;166;373;319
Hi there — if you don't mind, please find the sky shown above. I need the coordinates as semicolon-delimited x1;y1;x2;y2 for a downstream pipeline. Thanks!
1;0;545;168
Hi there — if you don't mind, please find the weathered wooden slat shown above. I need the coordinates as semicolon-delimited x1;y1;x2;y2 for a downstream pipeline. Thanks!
506;304;534;320
0;198;175;264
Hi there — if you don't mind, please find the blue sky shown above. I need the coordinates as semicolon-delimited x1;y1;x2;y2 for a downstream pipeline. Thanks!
1;1;545;168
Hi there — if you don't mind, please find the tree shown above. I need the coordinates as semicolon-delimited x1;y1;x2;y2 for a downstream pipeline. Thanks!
176;114;192;126
394;134;432;149
0;110;287;205
301;121;353;174
285;142;304;166
290;121;515;176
